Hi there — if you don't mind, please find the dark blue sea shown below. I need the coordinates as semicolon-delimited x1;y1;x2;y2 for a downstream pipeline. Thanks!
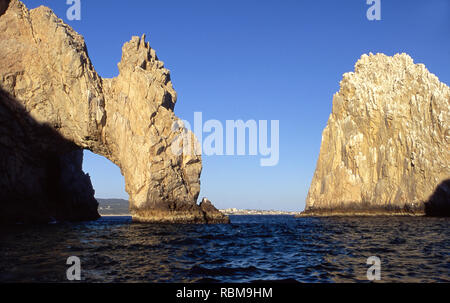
0;215;448;282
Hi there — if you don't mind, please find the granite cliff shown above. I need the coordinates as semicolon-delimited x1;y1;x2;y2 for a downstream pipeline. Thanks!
302;53;450;216
0;0;229;224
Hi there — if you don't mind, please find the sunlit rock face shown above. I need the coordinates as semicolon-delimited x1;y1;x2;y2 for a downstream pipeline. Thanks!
0;0;228;224
303;53;450;216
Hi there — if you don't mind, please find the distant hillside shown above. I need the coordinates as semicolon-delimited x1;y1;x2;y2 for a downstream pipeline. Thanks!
97;198;130;215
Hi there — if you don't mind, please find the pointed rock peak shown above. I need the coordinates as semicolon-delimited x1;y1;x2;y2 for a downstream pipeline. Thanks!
118;34;164;73
139;33;147;49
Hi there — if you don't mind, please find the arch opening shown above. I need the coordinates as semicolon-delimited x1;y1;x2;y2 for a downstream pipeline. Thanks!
82;150;130;216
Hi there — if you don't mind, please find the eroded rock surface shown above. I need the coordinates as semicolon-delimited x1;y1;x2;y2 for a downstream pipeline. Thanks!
0;0;228;223
302;53;450;216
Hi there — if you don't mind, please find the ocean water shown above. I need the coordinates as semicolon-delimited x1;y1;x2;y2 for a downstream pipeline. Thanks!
0;215;448;283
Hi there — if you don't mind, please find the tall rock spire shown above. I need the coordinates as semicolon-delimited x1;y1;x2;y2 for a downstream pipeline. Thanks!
302;53;450;216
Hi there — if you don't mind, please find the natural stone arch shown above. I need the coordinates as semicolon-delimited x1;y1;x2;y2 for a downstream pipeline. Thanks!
0;0;228;224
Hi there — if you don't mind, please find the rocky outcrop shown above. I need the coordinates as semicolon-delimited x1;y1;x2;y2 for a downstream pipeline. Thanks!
0;89;100;223
200;198;230;223
302;53;450;216
0;0;228;224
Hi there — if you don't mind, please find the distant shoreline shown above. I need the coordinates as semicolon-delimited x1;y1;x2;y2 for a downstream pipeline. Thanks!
99;213;302;217
97;199;303;217
219;209;302;216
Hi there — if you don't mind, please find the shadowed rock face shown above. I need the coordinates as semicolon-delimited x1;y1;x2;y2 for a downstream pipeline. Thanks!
302;53;450;216
0;0;228;224
0;88;100;224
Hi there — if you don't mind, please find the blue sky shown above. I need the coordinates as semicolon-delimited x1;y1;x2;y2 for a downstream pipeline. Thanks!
23;0;450;211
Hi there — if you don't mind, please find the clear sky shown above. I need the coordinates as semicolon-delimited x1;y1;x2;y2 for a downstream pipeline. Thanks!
23;0;450;211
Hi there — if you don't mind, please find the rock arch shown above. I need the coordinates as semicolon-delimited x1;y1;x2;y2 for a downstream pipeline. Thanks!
0;0;228;224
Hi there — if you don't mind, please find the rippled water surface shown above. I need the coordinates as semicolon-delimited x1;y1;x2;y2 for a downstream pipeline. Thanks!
0;215;448;282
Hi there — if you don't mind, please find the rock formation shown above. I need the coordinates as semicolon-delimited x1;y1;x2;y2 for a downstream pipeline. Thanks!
302;53;450;216
0;0;229;224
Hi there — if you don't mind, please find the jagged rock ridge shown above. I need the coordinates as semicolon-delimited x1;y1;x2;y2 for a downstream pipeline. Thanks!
0;0;229;224
302;53;450;216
